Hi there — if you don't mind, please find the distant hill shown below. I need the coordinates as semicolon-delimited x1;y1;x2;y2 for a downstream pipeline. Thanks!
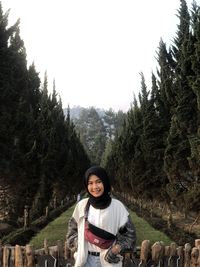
63;105;106;120
63;105;126;165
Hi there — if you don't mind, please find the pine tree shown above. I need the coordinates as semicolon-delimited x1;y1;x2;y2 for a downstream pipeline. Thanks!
75;107;106;165
164;0;198;213
140;74;168;201
156;39;174;122
0;5;32;220
102;108;116;139
186;1;200;211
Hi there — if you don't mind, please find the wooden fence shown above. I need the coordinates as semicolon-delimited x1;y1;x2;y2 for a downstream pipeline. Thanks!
1;239;200;267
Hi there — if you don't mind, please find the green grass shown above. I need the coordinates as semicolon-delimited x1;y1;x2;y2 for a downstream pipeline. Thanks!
129;210;172;245
30;204;172;249
30;205;75;249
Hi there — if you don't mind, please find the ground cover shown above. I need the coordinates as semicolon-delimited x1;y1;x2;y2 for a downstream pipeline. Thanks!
30;203;172;249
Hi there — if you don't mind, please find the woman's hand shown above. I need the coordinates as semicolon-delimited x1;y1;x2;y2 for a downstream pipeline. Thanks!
111;244;121;255
105;245;121;263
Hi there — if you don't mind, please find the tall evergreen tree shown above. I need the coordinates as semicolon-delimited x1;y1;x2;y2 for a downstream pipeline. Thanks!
164;0;198;213
0;6;31;219
156;39;174;122
0;2;90;221
140;74;169;201
186;1;200;211
102;108;116;139
75;107;106;164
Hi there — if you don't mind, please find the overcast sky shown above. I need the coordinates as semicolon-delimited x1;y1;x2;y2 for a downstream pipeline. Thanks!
1;0;195;111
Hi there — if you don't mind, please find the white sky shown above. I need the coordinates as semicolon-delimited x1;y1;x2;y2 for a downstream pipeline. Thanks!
1;0;195;112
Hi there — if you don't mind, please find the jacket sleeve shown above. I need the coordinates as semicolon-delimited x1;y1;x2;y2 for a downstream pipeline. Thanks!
66;216;78;251
116;215;136;253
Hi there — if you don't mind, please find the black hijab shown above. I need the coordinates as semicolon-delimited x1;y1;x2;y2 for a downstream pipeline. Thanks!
84;166;112;209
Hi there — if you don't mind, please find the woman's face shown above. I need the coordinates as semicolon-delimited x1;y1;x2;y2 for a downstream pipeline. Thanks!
87;174;104;197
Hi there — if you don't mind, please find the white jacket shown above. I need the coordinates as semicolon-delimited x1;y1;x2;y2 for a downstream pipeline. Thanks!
72;198;129;267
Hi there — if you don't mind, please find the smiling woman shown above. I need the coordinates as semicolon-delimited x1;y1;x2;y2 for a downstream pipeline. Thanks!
1;0;193;112
87;175;105;198
84;167;112;208
66;166;136;267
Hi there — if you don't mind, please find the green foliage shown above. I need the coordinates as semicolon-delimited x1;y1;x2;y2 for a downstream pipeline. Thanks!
131;211;172;246
105;0;200;214
73;107;126;165
163;0;198;212
0;3;90;223
29;204;172;249
1;0;200;225
30;205;75;248
74;107;106;165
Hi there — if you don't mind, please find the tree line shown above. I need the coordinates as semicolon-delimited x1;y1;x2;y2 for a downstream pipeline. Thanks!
69;106;126;165
104;0;200;216
0;2;90;224
1;0;200;226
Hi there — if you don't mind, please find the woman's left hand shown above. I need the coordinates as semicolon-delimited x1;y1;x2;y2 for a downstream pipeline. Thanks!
105;247;121;263
111;244;121;255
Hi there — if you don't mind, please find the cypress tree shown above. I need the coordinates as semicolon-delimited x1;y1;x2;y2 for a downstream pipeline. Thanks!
75;107;106;165
140;74;168;201
156;39;174;123
0;5;31;220
186;1;200;211
164;0;198;213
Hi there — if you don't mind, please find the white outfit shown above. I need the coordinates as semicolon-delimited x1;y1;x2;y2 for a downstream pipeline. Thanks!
72;198;129;267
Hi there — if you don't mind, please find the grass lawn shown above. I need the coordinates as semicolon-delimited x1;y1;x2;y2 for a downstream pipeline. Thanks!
30;203;172;249
130;210;172;245
30;205;75;249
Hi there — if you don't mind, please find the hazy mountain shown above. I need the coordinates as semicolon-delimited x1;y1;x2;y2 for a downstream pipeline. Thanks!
63;105;106;120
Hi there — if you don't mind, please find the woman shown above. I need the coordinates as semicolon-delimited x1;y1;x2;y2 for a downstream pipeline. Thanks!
66;166;136;267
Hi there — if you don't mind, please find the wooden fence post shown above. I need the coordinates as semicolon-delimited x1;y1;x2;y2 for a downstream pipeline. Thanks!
24;205;29;229
152;242;163;266
64;241;71;260
164;246;170;267
4;239;200;267
177;246;184;267
195;239;200;267
3;245;9;267
184;243;191;267
10;247;15;267
45;206;49;218
159;241;165;267
49;246;57;258
57;240;63;259
0;242;3;267
25;244;35;267
191;247;199;267
53;196;57;209
44;238;49;255
195;239;200;248
140;240;150;266
168;242;177;267
15;245;23;267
